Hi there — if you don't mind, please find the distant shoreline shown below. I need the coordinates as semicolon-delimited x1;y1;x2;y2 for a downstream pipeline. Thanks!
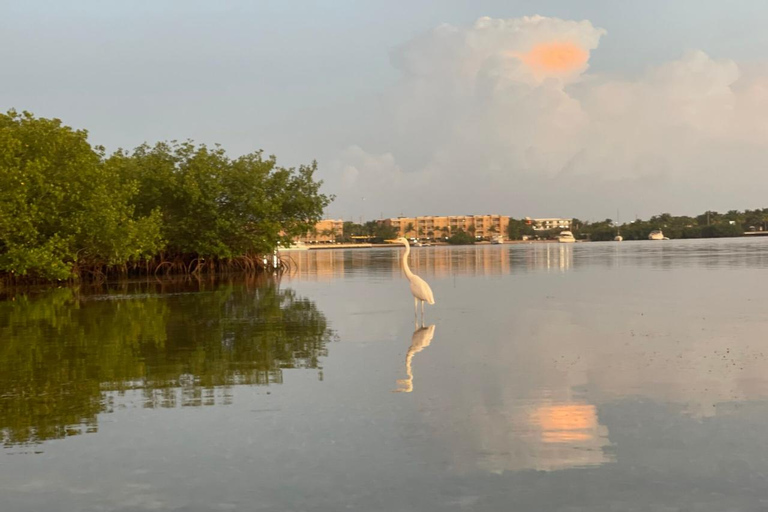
282;239;566;251
284;235;767;251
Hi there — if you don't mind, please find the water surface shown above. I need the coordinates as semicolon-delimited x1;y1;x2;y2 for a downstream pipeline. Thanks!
2;239;768;511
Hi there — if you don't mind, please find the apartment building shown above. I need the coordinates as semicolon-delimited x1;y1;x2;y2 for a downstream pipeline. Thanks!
529;218;572;232
297;219;344;243
381;215;510;240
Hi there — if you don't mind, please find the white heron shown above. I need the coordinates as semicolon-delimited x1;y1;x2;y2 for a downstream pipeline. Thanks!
394;237;435;318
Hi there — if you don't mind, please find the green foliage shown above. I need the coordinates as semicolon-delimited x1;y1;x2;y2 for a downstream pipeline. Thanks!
532;229;560;240
615;221;654;241
577;219;616;241
447;228;475;245
701;223;744;238
337;221;396;243
0;111;163;280
0;111;332;282
112;142;331;258
365;221;398;242
506;218;535;240
340;221;360;242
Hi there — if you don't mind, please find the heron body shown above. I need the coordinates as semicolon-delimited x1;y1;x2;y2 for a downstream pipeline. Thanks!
395;237;435;317
409;274;434;305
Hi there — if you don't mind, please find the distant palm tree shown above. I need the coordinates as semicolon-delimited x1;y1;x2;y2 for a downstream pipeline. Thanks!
405;222;415;238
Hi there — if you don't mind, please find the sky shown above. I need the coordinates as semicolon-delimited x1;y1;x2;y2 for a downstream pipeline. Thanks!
3;1;768;222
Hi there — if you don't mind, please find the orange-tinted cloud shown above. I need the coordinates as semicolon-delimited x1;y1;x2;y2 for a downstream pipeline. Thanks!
518;41;589;78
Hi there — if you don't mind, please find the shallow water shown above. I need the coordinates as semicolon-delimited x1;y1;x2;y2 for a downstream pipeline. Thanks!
2;238;768;511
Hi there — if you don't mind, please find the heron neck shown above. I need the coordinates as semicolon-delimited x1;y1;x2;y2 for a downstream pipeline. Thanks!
402;242;415;279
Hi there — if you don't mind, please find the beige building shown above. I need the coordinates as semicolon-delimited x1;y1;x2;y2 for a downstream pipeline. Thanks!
529;218;572;232
298;219;344;243
380;215;510;240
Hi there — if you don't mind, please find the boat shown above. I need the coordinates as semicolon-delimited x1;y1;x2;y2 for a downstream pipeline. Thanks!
558;231;576;243
614;235;623;242
648;230;664;241
491;235;504;244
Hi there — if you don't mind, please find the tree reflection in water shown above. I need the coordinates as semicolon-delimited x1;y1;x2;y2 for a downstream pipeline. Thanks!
0;276;334;447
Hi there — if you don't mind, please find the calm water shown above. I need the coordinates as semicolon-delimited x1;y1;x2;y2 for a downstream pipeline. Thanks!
2;238;768;511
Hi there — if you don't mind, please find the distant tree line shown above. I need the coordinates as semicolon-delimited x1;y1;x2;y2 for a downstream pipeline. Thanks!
573;210;767;241
339;221;480;245
340;221;398;243
446;229;475;245
505;210;768;241
506;218;537;240
0;111;331;282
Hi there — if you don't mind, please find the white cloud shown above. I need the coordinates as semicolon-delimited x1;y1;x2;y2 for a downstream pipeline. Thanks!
325;16;768;220
327;146;436;219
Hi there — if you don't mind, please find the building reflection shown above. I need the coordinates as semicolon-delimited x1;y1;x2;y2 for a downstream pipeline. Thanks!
283;249;349;281
404;247;512;277
282;239;768;282
0;276;334;448
519;243;573;273
283;244;576;281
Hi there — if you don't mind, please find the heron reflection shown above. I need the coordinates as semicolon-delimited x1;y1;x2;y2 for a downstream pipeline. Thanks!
394;323;436;393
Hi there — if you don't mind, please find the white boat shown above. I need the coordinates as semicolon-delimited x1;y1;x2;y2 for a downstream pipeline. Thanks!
558;231;576;243
491;235;504;244
614;210;623;242
648;230;664;241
